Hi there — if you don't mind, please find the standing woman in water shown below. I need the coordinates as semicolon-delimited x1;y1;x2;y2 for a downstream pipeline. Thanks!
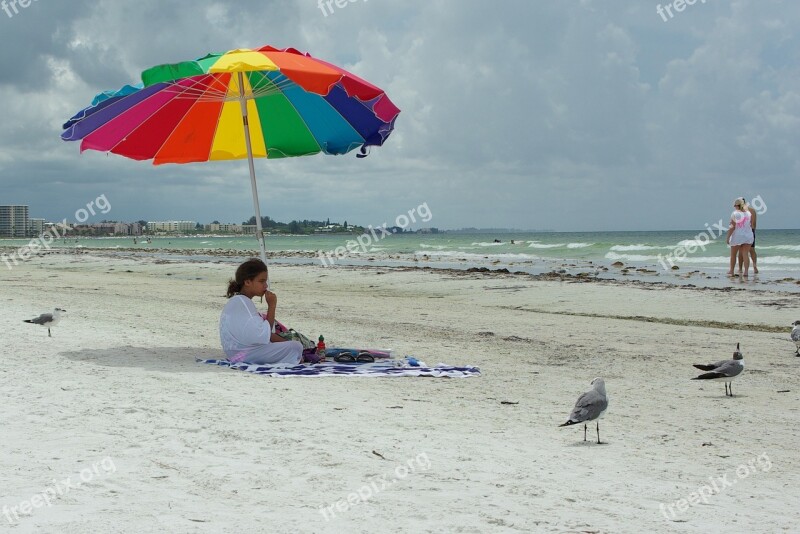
726;198;754;278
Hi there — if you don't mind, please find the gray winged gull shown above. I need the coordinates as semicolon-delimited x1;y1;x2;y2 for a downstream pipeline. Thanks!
559;377;608;444
23;308;66;337
792;321;800;356
692;342;744;396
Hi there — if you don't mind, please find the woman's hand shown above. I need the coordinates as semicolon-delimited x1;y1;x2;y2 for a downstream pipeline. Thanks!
264;290;277;308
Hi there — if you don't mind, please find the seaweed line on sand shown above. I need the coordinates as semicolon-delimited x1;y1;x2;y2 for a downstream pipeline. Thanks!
498;306;787;333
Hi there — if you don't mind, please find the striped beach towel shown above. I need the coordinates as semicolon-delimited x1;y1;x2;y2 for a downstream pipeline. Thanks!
196;358;481;378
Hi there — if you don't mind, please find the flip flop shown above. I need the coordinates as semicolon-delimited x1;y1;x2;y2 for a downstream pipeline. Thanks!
334;353;356;363
356;352;375;363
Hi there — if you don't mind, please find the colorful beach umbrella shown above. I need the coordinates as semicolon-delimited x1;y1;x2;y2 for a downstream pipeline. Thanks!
62;45;400;262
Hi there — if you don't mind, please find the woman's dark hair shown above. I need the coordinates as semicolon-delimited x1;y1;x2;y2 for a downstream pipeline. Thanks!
226;258;268;298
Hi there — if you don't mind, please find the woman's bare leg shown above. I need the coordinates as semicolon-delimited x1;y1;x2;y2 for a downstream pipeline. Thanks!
741;244;751;277
728;246;737;275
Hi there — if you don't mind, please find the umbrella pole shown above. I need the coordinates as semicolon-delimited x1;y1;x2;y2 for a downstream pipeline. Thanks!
237;72;268;265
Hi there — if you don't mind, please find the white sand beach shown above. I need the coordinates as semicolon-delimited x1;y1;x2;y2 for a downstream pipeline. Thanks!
2;252;799;533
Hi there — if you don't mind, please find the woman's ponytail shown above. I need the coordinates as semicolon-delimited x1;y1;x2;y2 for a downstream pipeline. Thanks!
226;279;242;298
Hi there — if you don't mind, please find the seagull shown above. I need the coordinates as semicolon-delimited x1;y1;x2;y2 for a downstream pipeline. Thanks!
792;321;800;356
692;343;745;396
559;377;608;444
23;308;66;337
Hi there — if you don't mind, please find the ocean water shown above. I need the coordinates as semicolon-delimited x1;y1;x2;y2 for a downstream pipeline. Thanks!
2;230;799;284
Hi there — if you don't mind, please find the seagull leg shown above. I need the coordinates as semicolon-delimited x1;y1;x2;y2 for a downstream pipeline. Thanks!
729;382;733;397
596;421;602;444
583;423;587;442
48;328;51;337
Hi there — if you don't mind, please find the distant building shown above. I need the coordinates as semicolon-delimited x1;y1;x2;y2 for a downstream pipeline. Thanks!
95;223;134;235
0;205;29;238
65;222;142;236
29;218;46;237
146;221;197;233
314;224;343;233
129;222;143;236
94;223;118;236
206;223;244;234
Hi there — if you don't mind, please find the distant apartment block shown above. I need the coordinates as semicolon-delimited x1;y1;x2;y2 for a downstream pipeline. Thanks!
205;223;257;234
29;218;46;236
0;205;29;238
96;222;143;235
206;223;240;233
146;221;197;233
68;222;143;236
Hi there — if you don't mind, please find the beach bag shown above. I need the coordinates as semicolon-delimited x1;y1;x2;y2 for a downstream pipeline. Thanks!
275;320;317;351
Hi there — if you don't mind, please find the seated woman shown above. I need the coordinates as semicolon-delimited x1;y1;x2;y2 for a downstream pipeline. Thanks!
219;258;303;365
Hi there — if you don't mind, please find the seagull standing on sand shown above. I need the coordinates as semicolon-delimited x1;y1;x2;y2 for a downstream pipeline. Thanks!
559;377;608;444
23;308;66;337
692;343;745;396
791;321;800;356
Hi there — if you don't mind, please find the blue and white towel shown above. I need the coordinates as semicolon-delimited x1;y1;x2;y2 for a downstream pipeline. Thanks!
196;357;481;378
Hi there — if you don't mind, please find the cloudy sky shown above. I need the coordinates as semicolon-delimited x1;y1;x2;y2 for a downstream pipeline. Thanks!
0;0;798;231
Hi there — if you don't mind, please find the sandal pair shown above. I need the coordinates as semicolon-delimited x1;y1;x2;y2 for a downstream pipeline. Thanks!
334;352;375;363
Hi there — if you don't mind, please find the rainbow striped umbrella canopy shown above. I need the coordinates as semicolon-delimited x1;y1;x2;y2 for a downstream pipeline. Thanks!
62;44;400;261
